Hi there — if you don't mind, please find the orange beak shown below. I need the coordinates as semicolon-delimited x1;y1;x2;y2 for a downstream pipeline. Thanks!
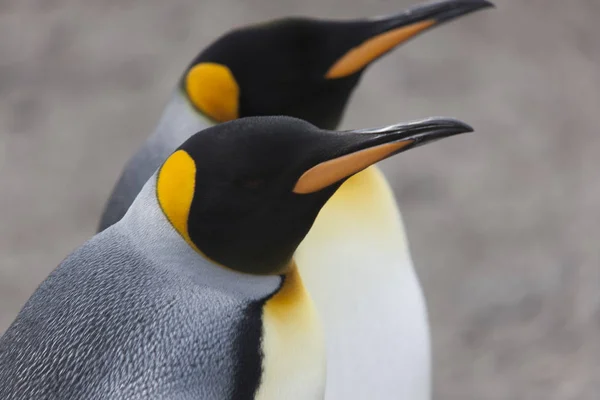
293;117;474;194
325;0;494;79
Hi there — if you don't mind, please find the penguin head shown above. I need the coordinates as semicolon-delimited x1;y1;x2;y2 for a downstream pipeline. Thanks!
182;0;493;129
156;115;473;275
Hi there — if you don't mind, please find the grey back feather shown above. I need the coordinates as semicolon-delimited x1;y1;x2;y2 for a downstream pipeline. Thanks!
98;90;211;232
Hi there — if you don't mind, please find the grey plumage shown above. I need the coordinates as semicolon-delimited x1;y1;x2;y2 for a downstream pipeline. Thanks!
0;176;280;400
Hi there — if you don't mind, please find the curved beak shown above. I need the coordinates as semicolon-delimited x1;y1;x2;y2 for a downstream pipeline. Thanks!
293;117;473;194
326;0;495;79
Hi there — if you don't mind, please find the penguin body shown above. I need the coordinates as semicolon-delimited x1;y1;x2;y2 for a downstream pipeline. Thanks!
0;116;473;399
0;177;323;400
99;96;429;399
95;1;493;398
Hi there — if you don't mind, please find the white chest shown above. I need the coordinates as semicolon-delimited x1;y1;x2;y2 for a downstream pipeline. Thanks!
255;267;326;400
295;166;431;400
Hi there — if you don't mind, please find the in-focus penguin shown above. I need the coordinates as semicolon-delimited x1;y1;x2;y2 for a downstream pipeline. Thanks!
0;116;473;400
96;1;493;398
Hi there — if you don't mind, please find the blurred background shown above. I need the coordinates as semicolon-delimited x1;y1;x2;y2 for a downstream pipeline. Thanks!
1;0;599;398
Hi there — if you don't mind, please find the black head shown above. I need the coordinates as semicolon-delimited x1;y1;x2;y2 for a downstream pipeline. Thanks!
181;0;494;129
155;115;473;275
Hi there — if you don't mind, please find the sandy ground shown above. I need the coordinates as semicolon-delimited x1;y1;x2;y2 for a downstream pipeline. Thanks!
1;0;600;398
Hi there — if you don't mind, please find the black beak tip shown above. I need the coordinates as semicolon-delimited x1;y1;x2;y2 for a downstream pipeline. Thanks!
452;119;475;134
426;117;474;135
431;0;496;23
458;0;496;12
472;0;496;10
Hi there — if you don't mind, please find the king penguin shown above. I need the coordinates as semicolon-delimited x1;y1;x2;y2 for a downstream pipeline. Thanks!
0;116;472;399
96;1;493;399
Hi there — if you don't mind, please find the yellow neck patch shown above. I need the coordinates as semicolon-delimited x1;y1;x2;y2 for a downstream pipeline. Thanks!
325;19;435;79
256;262;325;399
185;62;240;122
265;262;309;316
156;150;202;253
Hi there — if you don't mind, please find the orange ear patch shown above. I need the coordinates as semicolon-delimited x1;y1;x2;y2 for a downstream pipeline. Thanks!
156;150;202;252
185;62;240;122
